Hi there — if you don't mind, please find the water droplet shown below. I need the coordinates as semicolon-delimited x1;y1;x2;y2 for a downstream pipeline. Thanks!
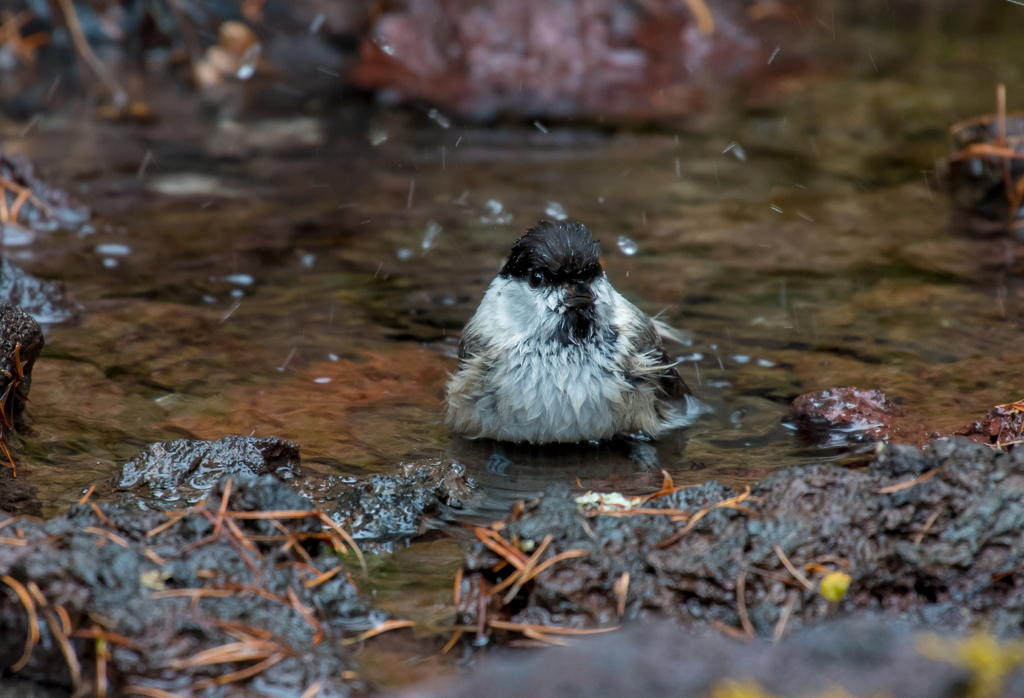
2;225;34;246
95;243;131;256
314;377;331;384
722;142;747;161
221;273;254;286
368;128;388;146
396;248;413;261
300;253;316;269
544;202;567;220
731;355;751;364
374;36;395;55
770;205;783;213
427;109;451;129
230;289;244;298
236;43;261;80
102;257;118;268
77;224;96;237
617;236;638;256
328;353;339;361
756;358;775;367
481;200;513;224
422;220;443;251
680;353;703;362
203;295;217;303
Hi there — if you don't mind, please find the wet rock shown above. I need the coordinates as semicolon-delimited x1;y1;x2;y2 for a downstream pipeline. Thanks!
0;150;89;232
204;118;326;160
0;301;43;430
956;400;1024;448
352;0;764;119
457;438;1024;638
785;387;902;446
0;475;380;695
948;112;1024;237
0;468;41;516
0;258;79;324
117;436;302;504
400;619;1019;698
306;460;479;546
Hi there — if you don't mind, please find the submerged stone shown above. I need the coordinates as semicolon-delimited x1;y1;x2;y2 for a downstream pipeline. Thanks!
0;258;79;324
117;436;302;503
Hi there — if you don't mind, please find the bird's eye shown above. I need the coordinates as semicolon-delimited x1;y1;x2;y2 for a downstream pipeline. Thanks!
529;271;544;288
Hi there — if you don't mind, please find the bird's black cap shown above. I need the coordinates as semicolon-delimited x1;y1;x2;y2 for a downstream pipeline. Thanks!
500;220;602;284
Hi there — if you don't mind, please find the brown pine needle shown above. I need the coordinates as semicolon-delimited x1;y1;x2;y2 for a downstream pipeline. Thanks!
78;483;97;505
167;640;284;669
521;549;588;582
442;629;464;654
145;548;168;566
300;682;323;698
613;572;629;617
125;687;184;698
71;627;142;649
318;512;366;574
489;534;552;601
43;609;81;689
151;588;236;600
521;627;570;646
487;620;618;636
656;488;759;549
773;590;799;643
683;0;714;35
453;567;463;606
773;545;814;591
914;506;945;546
875;469;937;494
305;565;343;589
83;527;131;549
95;636;109;698
343;619;416;645
146;511;188;538
213;477;233;537
8;188;29;223
2;574;38;671
90;503;114;528
737;569;754;638
211;652;286;685
709;619;755;641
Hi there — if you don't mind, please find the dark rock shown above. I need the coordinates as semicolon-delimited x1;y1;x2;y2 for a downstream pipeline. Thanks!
956;401;1024;448
0;151;89;230
0;258;79;325
352;0;765;119
117;436;302;504
0;475;380;695
0;301;43;431
948;112;1024;237
457;438;1024;638
400;619;1016;698
785;387;902;445
0;468;41;516
305;459;479;545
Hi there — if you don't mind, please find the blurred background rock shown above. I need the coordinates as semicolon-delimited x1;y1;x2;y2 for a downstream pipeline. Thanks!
0;0;1005;124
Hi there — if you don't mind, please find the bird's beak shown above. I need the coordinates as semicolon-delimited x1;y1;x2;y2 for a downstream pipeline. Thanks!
563;281;594;308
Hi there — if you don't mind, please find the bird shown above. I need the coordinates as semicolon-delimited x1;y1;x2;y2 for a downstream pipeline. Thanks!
445;219;705;444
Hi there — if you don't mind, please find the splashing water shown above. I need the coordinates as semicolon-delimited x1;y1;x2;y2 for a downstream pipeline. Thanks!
544;202;568;220
617;236;638;256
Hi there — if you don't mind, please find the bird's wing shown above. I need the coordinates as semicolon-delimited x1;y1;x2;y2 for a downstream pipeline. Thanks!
631;311;691;400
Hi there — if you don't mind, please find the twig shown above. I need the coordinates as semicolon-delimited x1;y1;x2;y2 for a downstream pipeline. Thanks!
56;0;127;107
613;572;629;617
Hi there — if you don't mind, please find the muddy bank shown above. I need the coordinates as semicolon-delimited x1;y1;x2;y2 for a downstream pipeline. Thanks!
401;619;1024;698
456;437;1024;641
0;475;382;696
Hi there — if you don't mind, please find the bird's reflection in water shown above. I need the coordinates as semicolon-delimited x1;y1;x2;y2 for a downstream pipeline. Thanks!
446;430;690;522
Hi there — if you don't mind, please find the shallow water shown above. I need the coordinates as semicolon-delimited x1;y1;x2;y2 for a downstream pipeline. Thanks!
3;7;1024;637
